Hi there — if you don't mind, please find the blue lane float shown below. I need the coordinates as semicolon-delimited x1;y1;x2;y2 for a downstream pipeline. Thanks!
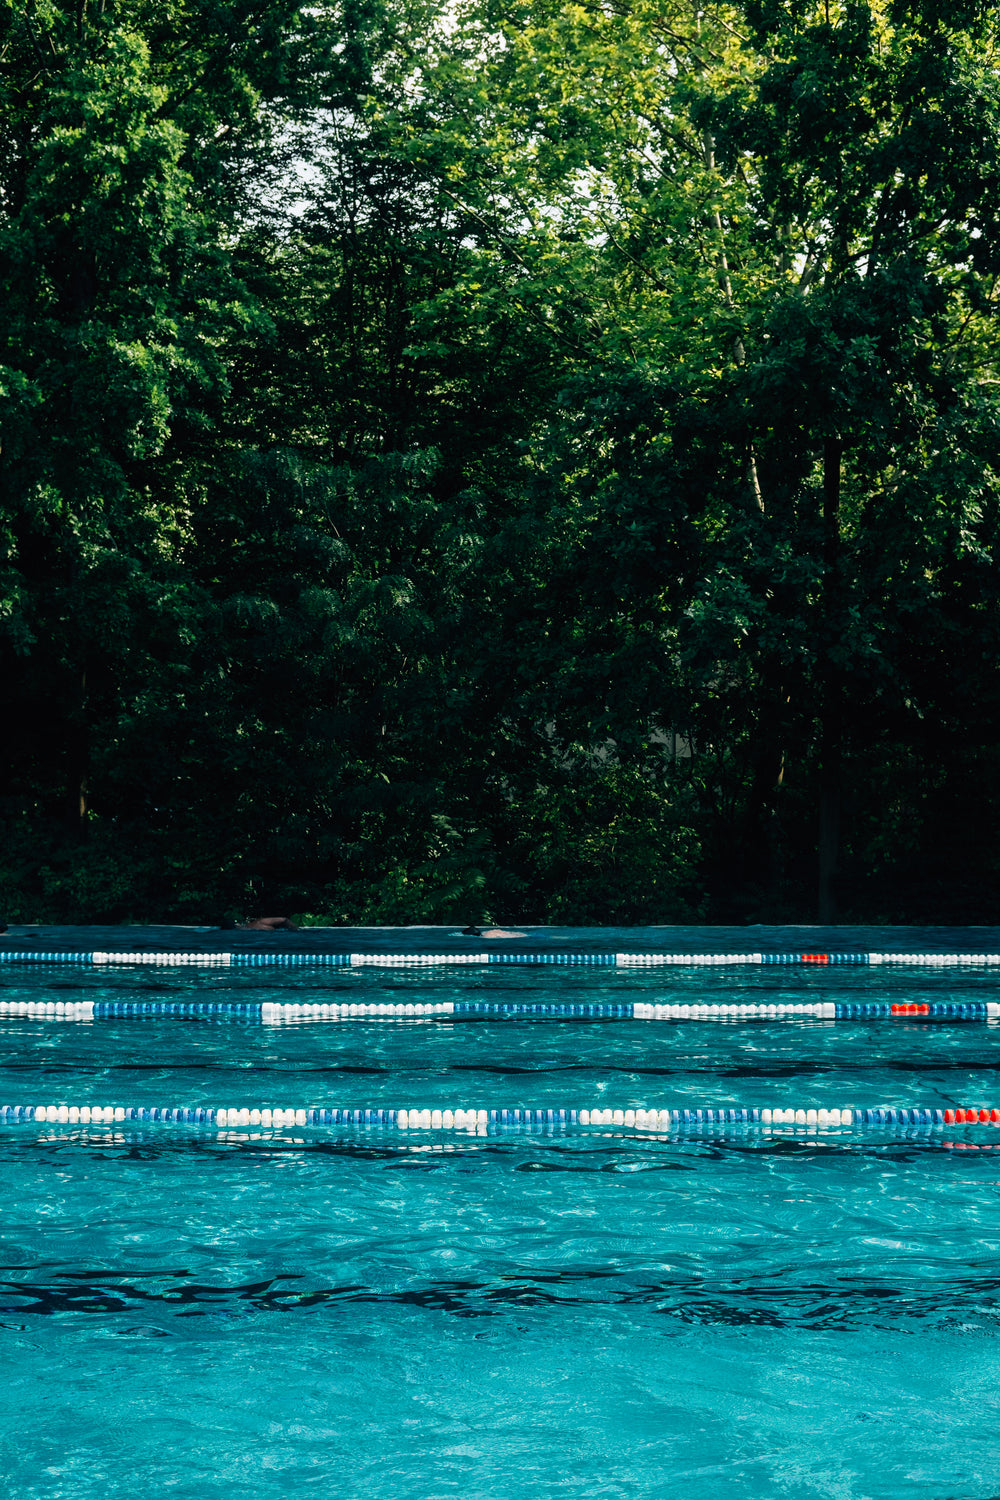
6;1098;1000;1133
1;998;998;1023
3;949;1000;970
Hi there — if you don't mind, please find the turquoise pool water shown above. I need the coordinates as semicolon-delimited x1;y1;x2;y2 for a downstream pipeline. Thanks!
2;963;1000;1499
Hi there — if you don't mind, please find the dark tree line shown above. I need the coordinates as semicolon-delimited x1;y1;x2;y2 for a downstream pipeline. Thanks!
2;0;1000;924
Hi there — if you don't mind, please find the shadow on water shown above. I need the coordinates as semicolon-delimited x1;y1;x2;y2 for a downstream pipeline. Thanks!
0;1133;958;1170
4;1262;1000;1332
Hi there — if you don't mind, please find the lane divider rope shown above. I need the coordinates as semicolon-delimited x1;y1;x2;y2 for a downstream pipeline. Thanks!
1;999;998;1023
5;1101;1000;1131
2;950;1000;969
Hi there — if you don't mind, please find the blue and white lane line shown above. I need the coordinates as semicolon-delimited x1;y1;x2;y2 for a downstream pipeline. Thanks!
2;999;999;1023
3;950;1000;969
5;1101;1000;1132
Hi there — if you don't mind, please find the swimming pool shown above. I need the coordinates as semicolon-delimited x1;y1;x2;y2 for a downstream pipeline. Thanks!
3;953;1000;1499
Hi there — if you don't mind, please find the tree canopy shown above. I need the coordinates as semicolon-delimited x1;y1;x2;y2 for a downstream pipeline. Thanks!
2;0;1000;924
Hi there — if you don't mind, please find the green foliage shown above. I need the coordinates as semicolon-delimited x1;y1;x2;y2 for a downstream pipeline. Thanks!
3;0;1000;924
499;766;705;925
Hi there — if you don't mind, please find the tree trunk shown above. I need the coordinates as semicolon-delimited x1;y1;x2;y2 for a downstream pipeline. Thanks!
65;666;89;838
818;436;842;923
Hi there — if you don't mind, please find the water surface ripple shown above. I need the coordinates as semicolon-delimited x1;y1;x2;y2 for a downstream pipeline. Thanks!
3;963;1000;1500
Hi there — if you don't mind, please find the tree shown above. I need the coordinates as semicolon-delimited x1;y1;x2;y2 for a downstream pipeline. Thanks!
407;0;1000;919
0;0;368;913
4;0;1000;924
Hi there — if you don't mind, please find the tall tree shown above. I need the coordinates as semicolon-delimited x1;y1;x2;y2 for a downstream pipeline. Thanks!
401;0;1000;918
0;0;358;907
